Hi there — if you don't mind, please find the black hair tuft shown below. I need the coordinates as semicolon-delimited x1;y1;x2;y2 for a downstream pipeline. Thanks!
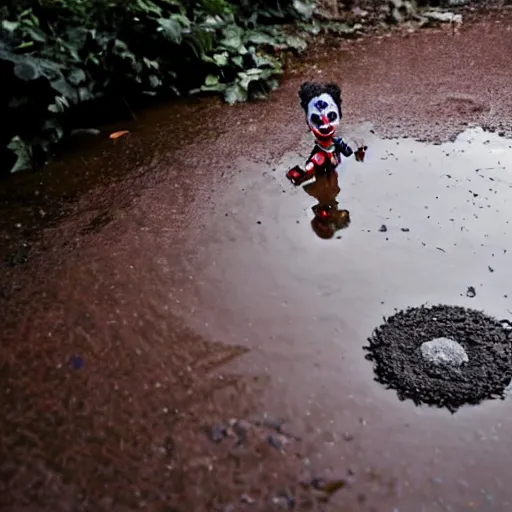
298;81;342;114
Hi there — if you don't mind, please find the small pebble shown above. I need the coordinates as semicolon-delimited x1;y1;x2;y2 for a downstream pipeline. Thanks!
379;224;388;232
240;494;255;504
209;425;227;443
467;286;476;298
232;421;248;444
267;435;282;450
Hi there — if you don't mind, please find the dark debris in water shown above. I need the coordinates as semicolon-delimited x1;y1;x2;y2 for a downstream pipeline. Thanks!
310;478;346;495
70;356;84;370
205;417;297;449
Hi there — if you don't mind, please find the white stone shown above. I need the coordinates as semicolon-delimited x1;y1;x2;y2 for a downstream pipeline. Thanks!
424;11;463;24
420;338;469;366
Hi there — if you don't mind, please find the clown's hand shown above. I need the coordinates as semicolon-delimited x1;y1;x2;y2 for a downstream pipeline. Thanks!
286;165;307;185
354;145;368;163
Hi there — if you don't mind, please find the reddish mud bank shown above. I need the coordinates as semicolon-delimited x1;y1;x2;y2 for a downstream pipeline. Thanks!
2;10;512;512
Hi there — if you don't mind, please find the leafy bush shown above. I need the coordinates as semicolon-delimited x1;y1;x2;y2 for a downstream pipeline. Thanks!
0;0;317;174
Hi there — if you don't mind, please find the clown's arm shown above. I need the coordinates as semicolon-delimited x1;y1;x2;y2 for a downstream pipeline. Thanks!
286;152;325;186
336;137;367;162
335;137;353;157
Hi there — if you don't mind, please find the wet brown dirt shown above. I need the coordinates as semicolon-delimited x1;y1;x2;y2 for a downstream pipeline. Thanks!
2;9;512;512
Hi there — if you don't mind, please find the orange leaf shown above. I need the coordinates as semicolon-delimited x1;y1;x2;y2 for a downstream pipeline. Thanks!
109;130;130;140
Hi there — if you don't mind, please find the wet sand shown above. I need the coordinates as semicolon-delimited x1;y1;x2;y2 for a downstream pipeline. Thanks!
2;9;512;512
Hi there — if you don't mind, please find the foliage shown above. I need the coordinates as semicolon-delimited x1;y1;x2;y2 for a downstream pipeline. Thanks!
0;0;319;174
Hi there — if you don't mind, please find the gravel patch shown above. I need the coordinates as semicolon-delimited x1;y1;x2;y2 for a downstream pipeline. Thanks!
364;305;512;412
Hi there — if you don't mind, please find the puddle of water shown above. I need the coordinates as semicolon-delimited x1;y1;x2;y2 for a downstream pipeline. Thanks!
3;123;512;510
168;125;512;510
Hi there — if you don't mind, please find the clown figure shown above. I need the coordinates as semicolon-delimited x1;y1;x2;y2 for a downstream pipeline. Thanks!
287;81;365;185
286;81;366;237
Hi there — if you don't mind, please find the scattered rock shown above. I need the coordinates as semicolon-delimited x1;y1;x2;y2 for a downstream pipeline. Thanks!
401;227;410;232
488;266;494;273
267;435;283;450
420;337;469;366
466;286;476;298
272;493;295;509
259;417;284;433
240;494;255;504
208;424;228;443
379;224;388;232
230;420;249;445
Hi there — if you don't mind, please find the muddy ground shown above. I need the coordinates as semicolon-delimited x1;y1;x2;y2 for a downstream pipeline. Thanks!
2;7;512;512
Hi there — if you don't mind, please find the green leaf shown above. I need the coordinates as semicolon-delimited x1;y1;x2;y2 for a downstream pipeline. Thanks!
16;41;35;50
48;95;70;114
231;55;243;68
148;74;162;88
201;74;226;92
42;118;64;144
135;0;162;16
65;27;89;51
293;0;316;19
25;26;47;43
224;83;247;104
245;31;276;46
50;77;77;101
157;17;182;44
286;36;307;51
200;83;227;92
298;21;321;35
143;57;159;69
78;86;93;102
324;22;356;34
67;68;86;86
1;20;19;32
14;61;40;81
213;52;228;67
7;136;32;174
186;28;215;56
170;13;191;28
268;78;280;90
252;52;272;67
205;74;220;86
220;25;244;50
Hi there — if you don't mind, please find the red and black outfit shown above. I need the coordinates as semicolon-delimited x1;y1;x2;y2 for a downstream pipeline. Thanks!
287;137;353;185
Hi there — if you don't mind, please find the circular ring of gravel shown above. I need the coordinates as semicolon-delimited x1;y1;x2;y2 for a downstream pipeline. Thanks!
364;305;512;412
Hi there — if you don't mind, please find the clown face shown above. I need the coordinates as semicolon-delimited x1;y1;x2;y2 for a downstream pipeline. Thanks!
306;93;340;141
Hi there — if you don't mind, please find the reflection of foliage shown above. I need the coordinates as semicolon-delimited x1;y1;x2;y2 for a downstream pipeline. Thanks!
0;0;318;174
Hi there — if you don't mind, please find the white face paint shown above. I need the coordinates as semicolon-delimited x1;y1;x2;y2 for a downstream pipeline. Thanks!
306;93;340;137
